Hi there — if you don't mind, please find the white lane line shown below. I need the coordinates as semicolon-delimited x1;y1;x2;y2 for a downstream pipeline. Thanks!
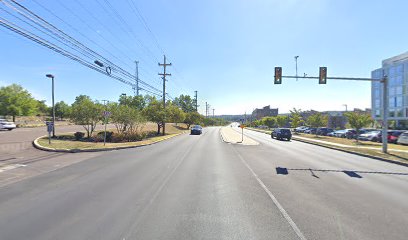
232;148;308;240
0;164;26;173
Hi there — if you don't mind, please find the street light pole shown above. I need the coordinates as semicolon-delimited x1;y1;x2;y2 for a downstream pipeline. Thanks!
46;74;55;137
382;76;388;153
295;56;299;81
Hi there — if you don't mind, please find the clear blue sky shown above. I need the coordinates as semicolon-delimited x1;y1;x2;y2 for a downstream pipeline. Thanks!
0;0;407;115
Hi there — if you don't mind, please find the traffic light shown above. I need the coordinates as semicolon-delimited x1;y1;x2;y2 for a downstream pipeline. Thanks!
274;67;282;84
319;67;327;84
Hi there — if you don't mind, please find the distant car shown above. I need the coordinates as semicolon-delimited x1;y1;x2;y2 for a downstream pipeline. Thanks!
327;131;337;137
0;121;16;131
271;128;292;141
316;127;334;136
397;131;408;145
304;128;317;134
190;125;202;135
388;130;405;144
294;126;308;133
358;130;381;142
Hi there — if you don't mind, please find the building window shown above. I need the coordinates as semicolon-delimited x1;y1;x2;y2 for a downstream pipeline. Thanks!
374;99;380;108
374;89;380;98
397;64;403;75
396;96;403;107
396;86;403;95
397;109;404;117
389;109;395;117
389;97;396;108
375;109;381;118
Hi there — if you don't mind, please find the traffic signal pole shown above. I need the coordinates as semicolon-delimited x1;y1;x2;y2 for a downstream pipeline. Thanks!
274;68;388;153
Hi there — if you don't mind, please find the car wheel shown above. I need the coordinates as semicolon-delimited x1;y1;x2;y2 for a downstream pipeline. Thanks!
372;137;377;142
8;129;12;131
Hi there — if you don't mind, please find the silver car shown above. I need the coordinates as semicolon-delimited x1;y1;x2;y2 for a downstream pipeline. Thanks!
0;121;16;131
397;131;408;145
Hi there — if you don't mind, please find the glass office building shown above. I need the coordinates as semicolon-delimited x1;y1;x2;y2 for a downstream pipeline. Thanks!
372;52;408;127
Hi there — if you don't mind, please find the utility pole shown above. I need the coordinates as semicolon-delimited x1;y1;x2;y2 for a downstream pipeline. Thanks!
295;56;299;81
158;55;171;136
134;61;139;96
343;104;348;112
194;91;198;112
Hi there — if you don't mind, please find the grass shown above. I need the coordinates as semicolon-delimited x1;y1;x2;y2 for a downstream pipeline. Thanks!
37;123;188;151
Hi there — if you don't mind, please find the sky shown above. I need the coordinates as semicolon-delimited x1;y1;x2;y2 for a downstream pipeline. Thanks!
1;0;408;115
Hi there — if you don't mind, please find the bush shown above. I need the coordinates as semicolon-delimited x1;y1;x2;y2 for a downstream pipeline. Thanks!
96;131;114;142
74;132;85;140
110;131;157;142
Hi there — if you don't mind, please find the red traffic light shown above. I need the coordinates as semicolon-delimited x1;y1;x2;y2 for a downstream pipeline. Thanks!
274;67;282;84
319;67;327;84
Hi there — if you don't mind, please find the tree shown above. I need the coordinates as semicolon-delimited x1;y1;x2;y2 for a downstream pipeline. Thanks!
167;104;185;125
54;101;71;120
289;108;303;130
119;94;146;111
262;116;276;128
0;84;38;122
345;112;373;142
173;94;195;113
36;100;50;116
110;103;146;134
143;97;166;134
276;115;288;127
184;111;202;129
70;95;103;138
307;113;328;135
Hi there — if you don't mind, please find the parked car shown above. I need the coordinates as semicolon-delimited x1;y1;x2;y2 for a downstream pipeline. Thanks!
304;128;317;134
327;131;337;137
358;130;381;142
0;121;16;131
190;125;202;135
377;130;395;143
294;126;308;133
388;130;405;144
271;128;292;141
397;131;408;145
332;129;346;138
316;127;334;136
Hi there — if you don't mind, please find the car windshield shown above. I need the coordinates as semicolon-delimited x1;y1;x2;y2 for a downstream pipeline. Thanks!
1;1;408;239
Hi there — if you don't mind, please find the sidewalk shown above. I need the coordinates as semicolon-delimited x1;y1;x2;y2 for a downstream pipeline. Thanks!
220;127;259;145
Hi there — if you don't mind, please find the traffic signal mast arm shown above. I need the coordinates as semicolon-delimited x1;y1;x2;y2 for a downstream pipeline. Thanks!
279;75;382;82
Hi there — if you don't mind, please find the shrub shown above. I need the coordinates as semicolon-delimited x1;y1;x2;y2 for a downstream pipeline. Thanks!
95;131;114;142
74;132;85;140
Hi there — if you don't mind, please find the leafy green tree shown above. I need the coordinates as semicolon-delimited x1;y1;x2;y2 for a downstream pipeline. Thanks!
307;113;328;135
289;108;303;130
173;94;195;113
0;84;38;122
167;103;185;125
70;95;103;138
36;100;50;116
54;101;71;120
276;115;288;127
344;112;373;142
262;116;276;128
143;97;166;134
110;103;146;134
119;94;146;111
184;111;202;129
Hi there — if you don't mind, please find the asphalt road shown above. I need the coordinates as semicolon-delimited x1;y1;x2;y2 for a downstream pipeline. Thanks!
0;124;114;167
0;127;407;239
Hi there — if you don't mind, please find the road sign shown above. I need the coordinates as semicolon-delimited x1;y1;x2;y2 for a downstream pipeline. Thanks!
45;121;54;133
103;111;111;117
240;124;245;129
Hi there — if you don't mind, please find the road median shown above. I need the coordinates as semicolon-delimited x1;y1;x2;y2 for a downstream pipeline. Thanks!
220;127;259;145
33;132;186;153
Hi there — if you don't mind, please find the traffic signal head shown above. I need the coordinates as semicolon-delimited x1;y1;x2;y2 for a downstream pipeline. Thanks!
274;67;282;84
319;67;327;84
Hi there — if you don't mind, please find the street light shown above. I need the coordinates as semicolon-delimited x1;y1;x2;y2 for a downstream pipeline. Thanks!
94;60;112;75
45;74;55;137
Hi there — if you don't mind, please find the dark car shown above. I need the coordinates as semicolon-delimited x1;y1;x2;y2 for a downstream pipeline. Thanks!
190;125;202;135
388;130;405;144
316;127;334;136
271;128;292;141
304;128;317;134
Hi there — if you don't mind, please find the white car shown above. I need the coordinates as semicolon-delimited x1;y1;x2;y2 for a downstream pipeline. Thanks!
0;121;16;131
397;131;408;145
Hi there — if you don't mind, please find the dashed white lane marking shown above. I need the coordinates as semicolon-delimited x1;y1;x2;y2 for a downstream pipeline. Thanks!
0;164;27;173
232;148;308;240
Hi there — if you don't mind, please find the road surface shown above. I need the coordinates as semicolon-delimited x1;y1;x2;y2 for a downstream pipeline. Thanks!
0;127;407;239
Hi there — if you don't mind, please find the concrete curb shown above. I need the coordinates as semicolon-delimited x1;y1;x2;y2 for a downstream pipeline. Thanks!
246;128;408;167
33;132;186;153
